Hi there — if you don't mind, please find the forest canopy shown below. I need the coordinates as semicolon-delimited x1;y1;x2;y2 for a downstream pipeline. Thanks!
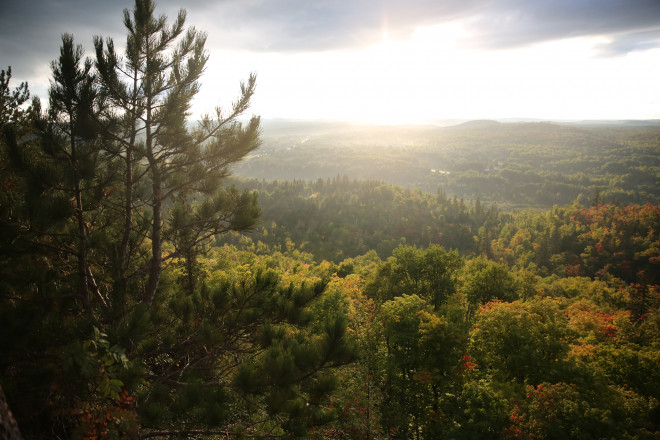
0;1;354;438
0;1;659;439
236;121;660;209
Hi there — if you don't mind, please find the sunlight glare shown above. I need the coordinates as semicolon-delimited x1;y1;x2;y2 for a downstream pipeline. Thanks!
191;24;660;124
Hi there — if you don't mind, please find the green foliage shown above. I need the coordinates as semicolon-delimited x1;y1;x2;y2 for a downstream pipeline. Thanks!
377;293;471;439
490;203;660;285
469;299;575;385
461;256;519;307
225;176;499;261
225;180;658;288
59;327;130;400
116;255;356;436
504;382;656;440
592;344;660;400
366;244;463;309
213;196;660;439
2;17;660;438
0;66;30;124
0;2;356;438
234;122;660;209
442;379;511;439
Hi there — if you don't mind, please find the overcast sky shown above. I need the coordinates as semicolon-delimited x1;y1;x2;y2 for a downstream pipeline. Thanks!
2;0;660;123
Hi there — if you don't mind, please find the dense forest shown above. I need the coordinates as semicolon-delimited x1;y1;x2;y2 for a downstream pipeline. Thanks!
225;177;659;286
1;1;659;439
236;120;660;209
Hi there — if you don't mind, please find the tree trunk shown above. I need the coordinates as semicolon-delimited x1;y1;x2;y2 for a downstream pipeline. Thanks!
113;72;138;316
144;165;162;307
0;385;22;440
143;74;161;308
71;121;103;314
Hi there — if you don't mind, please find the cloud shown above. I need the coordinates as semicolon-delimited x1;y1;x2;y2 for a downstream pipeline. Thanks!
462;0;660;51
592;29;660;56
182;0;660;53
2;0;659;95
186;0;490;51
0;0;126;85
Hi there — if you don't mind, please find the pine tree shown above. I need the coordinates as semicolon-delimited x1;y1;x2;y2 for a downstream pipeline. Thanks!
0;66;31;440
0;67;29;125
1;2;356;438
46;34;106;314
93;0;261;309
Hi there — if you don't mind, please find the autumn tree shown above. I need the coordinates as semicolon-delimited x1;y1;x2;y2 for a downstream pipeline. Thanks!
469;299;575;386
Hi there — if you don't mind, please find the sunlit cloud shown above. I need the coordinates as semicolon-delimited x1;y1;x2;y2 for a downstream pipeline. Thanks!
190;21;660;123
3;0;660;122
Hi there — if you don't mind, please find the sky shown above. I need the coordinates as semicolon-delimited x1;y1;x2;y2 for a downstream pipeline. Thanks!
2;0;660;124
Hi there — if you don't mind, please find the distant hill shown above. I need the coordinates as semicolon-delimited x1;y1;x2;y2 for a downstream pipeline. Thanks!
562;119;660;127
234;120;660;209
451;119;501;129
253;118;660;133
259;119;360;136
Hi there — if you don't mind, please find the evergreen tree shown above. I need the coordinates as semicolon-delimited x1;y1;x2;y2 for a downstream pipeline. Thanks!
0;66;32;440
0;2;356;438
46;34;106;314
0;67;30;125
93;0;261;309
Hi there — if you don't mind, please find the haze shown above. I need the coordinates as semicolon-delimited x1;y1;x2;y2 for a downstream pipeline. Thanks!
2;0;660;124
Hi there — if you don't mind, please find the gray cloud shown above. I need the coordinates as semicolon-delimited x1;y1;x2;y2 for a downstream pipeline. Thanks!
1;0;125;87
187;0;491;51
1;0;659;97
593;29;660;56
182;0;660;53
463;0;660;51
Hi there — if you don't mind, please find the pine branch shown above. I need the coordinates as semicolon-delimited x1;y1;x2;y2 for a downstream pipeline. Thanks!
139;427;281;439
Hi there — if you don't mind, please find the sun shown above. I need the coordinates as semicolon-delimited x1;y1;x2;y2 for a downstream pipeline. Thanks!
193;19;660;124
340;21;471;124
